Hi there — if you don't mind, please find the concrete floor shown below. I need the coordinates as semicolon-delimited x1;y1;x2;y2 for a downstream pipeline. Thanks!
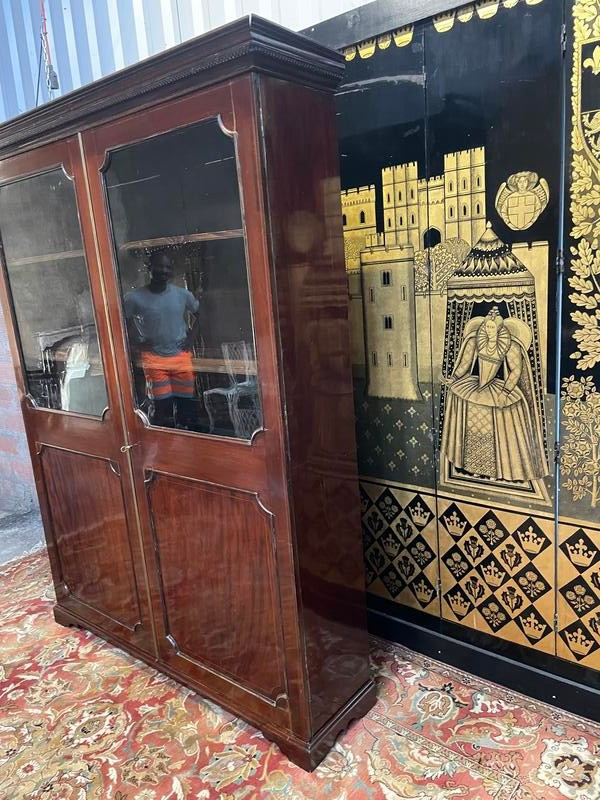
0;509;45;566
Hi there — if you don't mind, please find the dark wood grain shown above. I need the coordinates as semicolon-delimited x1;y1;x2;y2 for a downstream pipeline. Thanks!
147;472;287;701
40;446;143;632
0;19;374;771
257;74;373;733
80;75;309;737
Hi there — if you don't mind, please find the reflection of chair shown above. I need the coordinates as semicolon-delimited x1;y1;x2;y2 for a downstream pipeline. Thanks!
37;323;97;410
203;341;260;438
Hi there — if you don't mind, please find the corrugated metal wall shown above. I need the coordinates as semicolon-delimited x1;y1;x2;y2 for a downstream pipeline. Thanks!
0;0;361;123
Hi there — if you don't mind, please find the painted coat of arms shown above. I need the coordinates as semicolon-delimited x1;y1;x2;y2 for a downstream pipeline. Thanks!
495;171;549;230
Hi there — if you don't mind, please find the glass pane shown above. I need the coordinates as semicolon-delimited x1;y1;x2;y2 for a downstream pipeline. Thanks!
104;118;261;440
0;169;108;415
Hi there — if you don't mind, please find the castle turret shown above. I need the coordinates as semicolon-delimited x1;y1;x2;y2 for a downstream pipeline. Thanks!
444;148;486;243
361;242;422;400
341;185;376;269
382;162;420;250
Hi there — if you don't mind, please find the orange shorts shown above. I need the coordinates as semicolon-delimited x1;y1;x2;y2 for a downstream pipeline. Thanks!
141;351;195;400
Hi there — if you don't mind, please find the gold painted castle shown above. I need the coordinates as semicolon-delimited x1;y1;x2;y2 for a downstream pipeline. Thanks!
341;147;549;401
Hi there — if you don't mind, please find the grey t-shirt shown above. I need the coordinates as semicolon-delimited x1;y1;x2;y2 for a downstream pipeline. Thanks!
123;284;199;356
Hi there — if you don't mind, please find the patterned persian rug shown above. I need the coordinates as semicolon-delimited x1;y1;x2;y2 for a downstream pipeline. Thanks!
0;551;598;800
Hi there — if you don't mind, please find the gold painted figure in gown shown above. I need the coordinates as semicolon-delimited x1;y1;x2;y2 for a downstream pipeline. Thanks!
441;308;548;482
495;171;549;230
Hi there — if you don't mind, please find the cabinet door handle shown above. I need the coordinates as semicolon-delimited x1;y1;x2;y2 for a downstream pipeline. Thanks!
120;442;140;453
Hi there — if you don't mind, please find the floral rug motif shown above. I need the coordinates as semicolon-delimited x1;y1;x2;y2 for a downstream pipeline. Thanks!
0;551;599;799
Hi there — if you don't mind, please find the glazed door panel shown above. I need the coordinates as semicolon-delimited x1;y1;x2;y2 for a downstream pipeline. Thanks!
0;140;154;653
82;80;295;723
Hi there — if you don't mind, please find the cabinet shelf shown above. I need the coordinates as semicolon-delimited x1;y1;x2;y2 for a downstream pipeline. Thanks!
9;249;85;267
119;229;244;251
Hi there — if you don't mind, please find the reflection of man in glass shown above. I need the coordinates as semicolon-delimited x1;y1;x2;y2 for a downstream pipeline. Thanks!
124;248;200;427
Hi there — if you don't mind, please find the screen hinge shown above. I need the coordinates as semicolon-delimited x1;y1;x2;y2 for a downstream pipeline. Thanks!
561;23;567;56
554;440;561;466
553;612;559;633
555;248;565;275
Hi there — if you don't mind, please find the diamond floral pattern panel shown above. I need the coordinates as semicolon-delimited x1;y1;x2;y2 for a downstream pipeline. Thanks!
438;496;555;654
361;481;439;615
558;522;600;669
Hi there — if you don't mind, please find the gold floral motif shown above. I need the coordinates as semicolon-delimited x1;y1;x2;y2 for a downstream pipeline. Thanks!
199;745;262;791
120;745;172;786
414;239;471;294
564;0;600;513
570;0;600;375
584;43;600;73
21;769;92;800
560;376;600;507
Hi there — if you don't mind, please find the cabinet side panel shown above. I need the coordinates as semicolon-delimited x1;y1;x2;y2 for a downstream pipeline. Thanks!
258;76;371;734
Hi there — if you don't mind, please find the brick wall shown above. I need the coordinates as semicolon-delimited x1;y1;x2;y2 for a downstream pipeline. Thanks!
0;305;36;515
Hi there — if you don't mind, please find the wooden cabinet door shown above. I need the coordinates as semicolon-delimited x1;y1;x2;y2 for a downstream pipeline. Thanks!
0;139;155;655
81;78;302;729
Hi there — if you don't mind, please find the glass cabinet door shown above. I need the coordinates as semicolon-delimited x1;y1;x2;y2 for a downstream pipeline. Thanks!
103;117;261;440
0;168;108;416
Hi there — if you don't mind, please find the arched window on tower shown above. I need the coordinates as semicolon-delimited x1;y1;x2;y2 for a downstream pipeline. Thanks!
387;217;392;228
399;190;402;201
411;214;415;225
477;176;481;187
387;193;390;203
342;214;347;226
423;227;441;249
360;210;366;224
449;206;454;218
476;203;481;215
462;179;467;190
462;204;468;217
449;181;454;192
410;188;414;200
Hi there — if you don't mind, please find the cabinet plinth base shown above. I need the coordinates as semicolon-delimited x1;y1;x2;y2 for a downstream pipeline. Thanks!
273;679;377;771
52;602;376;772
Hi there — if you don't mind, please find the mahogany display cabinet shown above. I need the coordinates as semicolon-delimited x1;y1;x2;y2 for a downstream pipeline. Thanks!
0;17;375;770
